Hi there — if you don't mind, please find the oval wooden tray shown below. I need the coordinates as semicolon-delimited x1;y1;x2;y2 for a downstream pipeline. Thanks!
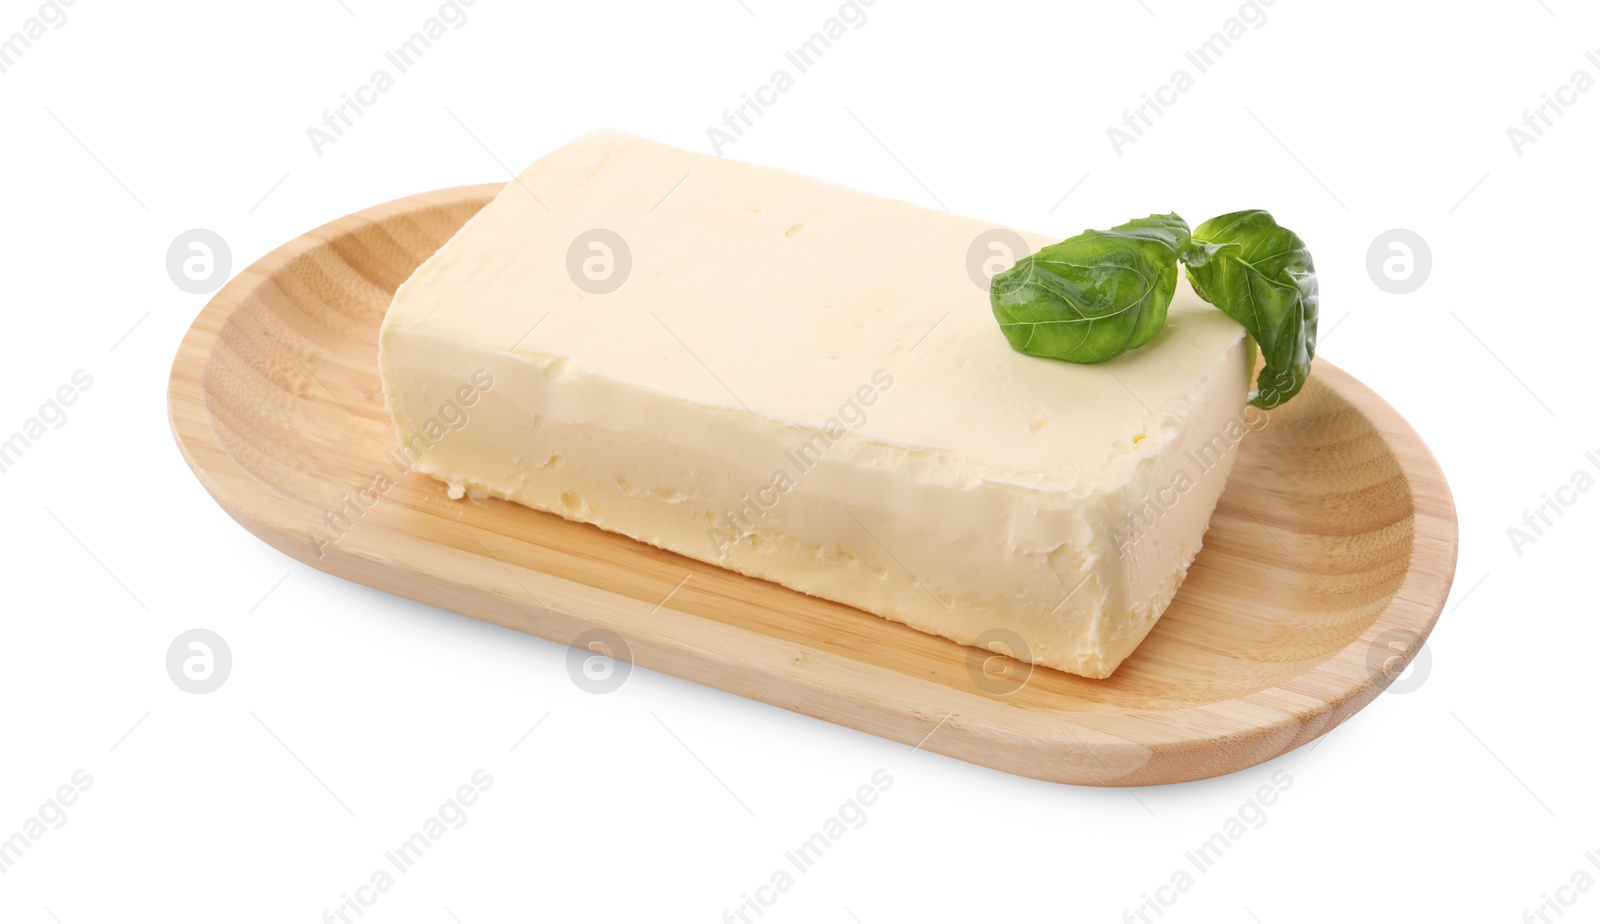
168;184;1457;786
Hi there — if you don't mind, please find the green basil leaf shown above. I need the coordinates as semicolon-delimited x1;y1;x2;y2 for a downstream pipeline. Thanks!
1180;210;1319;409
990;213;1191;364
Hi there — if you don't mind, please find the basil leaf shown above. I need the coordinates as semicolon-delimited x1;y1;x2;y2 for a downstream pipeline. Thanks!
990;213;1191;364
1180;210;1319;409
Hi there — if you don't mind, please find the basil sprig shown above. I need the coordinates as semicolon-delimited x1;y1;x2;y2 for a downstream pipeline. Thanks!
1180;211;1318;409
990;213;1190;364
989;209;1319;409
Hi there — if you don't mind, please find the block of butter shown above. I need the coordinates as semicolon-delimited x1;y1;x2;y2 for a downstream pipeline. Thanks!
378;130;1253;679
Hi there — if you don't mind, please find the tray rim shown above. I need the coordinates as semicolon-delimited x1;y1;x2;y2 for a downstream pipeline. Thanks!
168;183;1459;785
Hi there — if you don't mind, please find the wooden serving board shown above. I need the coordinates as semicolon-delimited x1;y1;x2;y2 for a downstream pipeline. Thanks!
168;184;1457;786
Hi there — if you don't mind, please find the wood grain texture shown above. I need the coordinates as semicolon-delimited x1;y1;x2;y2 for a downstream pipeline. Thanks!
168;184;1458;785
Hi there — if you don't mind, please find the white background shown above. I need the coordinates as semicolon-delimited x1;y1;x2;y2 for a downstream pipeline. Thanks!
2;1;1597;921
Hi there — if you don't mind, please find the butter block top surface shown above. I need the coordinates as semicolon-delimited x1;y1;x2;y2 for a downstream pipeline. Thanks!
384;130;1247;490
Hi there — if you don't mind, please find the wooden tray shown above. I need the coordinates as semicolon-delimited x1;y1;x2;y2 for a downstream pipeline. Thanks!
168;184;1457;786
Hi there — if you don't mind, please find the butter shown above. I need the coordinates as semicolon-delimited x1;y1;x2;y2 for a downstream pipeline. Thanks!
379;130;1253;678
